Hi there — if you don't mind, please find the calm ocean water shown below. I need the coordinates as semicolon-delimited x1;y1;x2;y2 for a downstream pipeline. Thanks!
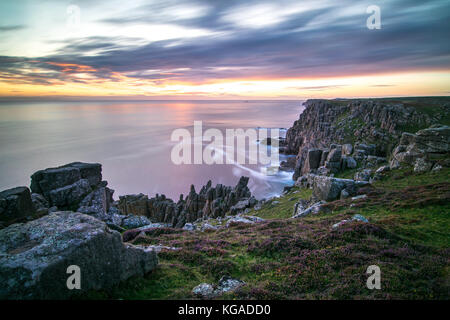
0;100;304;200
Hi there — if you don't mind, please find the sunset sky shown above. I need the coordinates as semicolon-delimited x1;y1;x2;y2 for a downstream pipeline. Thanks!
0;0;449;99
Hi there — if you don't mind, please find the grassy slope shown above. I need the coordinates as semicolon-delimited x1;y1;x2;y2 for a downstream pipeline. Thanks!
85;167;450;300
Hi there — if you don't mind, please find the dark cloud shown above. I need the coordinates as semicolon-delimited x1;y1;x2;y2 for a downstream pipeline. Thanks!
1;0;449;86
0;25;25;32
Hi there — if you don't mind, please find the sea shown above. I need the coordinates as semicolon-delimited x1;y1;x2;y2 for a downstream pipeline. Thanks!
0;100;305;200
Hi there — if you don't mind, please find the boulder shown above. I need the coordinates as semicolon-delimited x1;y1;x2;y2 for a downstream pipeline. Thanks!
392;125;450;171
121;215;152;229
413;158;433;173
192;276;245;299
310;175;369;202
30;162;102;209
332;214;369;229
0;187;35;225
0;211;157;299
182;223;196;231
30;162;101;198
192;283;215;299
292;201;325;218
215;275;245;295
226;216;254;227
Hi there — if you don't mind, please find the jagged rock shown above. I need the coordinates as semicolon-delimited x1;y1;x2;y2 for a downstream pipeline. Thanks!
118;176;254;228
0;187;35;225
392;125;450;171
0;211;157;299
118;194;148;216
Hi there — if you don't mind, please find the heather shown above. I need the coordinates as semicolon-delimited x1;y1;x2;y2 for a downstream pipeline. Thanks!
86;167;450;300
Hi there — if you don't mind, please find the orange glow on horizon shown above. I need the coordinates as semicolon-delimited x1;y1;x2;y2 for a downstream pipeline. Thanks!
0;67;449;99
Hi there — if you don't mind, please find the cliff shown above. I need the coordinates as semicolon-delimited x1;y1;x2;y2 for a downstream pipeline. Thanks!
285;97;450;179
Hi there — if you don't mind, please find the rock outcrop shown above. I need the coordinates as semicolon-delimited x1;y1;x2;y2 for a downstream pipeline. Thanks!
297;174;369;202
29;162;116;224
391;124;450;172
0;187;35;226
30;162;110;210
118;176;253;228
0;211;158;299
192;276;245;299
285;99;448;179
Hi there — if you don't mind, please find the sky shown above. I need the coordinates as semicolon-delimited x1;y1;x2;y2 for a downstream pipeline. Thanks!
0;0;449;99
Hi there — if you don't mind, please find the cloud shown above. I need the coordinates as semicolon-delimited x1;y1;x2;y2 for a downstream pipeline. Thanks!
0;25;25;32
0;0;449;89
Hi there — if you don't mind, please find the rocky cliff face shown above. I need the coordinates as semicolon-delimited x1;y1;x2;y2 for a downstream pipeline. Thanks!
285;98;450;179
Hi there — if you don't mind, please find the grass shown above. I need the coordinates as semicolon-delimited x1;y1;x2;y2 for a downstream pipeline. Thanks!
84;167;450;300
254;188;312;219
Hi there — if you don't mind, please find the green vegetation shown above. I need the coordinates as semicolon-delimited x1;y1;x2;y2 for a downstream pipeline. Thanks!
255;188;312;219
85;168;450;300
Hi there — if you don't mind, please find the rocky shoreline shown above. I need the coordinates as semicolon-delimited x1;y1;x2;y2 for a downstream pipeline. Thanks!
1;97;449;299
